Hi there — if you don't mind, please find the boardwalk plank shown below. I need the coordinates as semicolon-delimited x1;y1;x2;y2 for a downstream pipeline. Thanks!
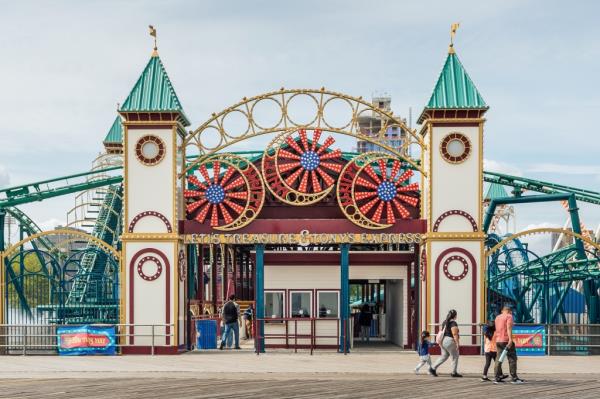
1;376;600;399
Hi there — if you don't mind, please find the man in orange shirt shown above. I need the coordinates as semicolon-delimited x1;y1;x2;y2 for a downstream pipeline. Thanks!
494;305;524;384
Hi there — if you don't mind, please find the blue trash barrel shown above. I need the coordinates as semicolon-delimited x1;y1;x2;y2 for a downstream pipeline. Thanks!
196;319;217;349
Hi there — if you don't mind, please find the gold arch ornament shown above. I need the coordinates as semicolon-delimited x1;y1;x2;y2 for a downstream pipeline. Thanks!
1;229;121;260
182;88;426;177
485;227;600;258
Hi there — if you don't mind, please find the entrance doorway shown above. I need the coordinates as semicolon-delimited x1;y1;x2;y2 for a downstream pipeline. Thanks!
350;278;404;350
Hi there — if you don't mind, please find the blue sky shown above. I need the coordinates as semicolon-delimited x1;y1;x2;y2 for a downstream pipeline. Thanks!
1;0;599;246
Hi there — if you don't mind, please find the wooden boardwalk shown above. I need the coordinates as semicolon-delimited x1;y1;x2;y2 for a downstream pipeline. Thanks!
1;374;599;398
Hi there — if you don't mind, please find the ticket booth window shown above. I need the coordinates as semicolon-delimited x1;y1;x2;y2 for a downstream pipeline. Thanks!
317;291;339;318
265;291;285;319
290;291;312;318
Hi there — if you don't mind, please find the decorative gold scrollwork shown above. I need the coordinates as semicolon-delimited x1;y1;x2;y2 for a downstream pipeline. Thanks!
182;89;425;178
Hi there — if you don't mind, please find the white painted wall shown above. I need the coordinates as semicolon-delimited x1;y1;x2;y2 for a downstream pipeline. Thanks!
430;125;480;229
124;126;184;348
125;128;175;229
386;280;404;347
124;241;177;346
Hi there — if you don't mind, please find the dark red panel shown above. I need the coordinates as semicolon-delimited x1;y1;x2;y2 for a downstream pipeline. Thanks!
180;218;426;234
259;252;416;266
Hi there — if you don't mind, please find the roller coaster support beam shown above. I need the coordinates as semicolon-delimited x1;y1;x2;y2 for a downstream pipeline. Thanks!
551;282;572;324
0;176;122;208
483;193;585;254
483;171;600;205
0;208;5;251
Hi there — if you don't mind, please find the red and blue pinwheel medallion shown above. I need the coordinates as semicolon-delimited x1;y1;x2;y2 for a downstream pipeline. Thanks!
184;155;265;230
262;129;343;205
337;153;419;229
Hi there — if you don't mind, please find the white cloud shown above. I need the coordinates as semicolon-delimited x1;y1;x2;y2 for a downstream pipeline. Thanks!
38;218;66;232
528;163;600;175
484;159;522;176
527;163;600;184
0;165;9;187
518;222;562;256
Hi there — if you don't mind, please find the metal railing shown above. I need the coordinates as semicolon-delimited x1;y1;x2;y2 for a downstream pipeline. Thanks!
428;322;600;355
254;317;342;355
547;324;600;355
0;324;174;356
427;323;482;347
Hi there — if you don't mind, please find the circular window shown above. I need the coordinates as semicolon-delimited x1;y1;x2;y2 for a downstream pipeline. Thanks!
135;135;166;166
443;255;469;281
137;255;163;281
440;133;471;164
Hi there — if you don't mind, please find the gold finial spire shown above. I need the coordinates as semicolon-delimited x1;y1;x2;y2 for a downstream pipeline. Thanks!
149;25;158;56
449;22;460;54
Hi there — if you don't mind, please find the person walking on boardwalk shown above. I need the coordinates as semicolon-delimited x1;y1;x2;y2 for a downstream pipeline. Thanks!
358;304;373;343
494;305;524;384
429;309;461;377
414;331;436;374
481;321;506;381
219;294;241;350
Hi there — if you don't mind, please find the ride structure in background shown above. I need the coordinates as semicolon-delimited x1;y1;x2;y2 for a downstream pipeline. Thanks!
481;174;600;354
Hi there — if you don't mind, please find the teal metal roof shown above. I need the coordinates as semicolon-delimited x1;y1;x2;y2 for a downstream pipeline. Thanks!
119;53;190;126
103;116;123;144
484;182;509;201
424;50;488;110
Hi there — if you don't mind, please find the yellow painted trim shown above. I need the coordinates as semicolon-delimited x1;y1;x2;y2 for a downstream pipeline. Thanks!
174;242;179;347
480;239;486;323
424;232;486;240
120;233;180;241
124;125;129;229
428;118;487;124
123;120;178;127
427;122;433;232
120;243;126;345
172;125;177;235
172;125;180;348
426;240;431;330
420;158;425;219
478;122;484;230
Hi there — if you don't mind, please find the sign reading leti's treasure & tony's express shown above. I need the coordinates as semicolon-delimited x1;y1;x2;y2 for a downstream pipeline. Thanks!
185;230;423;245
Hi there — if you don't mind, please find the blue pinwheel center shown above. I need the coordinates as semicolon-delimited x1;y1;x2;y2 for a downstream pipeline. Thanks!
300;150;320;171
377;180;397;202
205;184;225;204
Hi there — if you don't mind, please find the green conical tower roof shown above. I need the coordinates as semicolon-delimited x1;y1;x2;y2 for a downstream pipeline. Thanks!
419;47;488;123
119;52;190;126
103;116;123;145
484;182;509;201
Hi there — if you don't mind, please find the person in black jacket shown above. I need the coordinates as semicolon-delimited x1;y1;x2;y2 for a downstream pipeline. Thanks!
219;295;241;350
358;304;373;343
